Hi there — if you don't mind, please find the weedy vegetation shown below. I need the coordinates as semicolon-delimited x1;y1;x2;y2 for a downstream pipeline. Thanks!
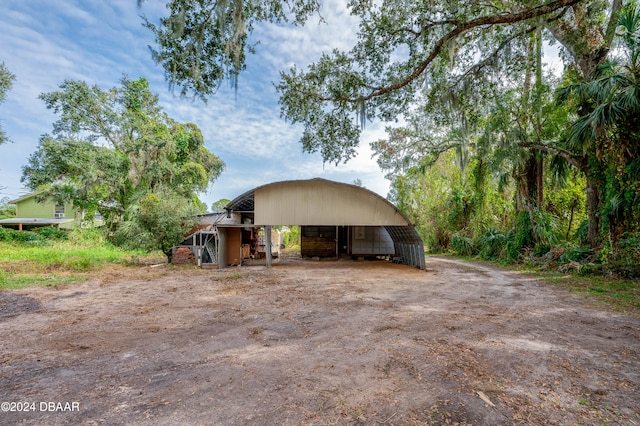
0;228;162;290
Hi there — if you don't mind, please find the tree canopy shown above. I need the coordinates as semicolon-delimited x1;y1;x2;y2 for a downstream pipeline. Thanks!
0;62;15;145
22;77;224;259
211;198;231;212
142;0;321;99
143;0;587;161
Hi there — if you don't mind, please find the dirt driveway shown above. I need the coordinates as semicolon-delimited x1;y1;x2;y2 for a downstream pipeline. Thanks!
1;256;639;425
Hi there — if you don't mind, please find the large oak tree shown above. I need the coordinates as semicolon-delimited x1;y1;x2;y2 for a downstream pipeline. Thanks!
22;77;224;259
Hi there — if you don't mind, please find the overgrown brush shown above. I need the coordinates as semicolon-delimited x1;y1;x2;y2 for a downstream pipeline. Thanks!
0;226;68;243
0;228;162;289
450;233;474;256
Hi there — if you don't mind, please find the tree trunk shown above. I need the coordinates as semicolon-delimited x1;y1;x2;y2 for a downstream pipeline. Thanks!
567;204;575;239
536;155;544;207
522;142;604;246
525;155;539;208
515;157;538;243
584;169;601;246
534;28;544;208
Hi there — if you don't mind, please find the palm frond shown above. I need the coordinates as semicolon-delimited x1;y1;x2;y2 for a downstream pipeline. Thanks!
568;115;597;151
617;80;640;111
550;153;570;187
618;1;640;56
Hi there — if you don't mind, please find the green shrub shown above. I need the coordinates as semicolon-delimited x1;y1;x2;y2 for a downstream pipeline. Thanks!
559;246;591;264
68;228;106;245
477;228;508;260
0;226;73;242
425;225;450;253
282;226;300;247
534;243;552;257
531;210;560;248
0;227;42;242
576;263;603;276
38;226;69;240
451;233;474;256
574;219;589;244
503;230;521;262
606;234;640;277
512;212;534;253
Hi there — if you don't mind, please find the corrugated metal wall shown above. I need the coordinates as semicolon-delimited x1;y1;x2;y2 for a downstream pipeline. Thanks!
351;226;395;255
385;226;426;270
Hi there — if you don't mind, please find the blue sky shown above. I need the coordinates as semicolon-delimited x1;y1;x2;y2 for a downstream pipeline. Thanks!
0;0;391;209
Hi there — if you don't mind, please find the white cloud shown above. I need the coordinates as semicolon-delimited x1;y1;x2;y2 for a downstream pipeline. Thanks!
1;0;393;208
253;0;359;73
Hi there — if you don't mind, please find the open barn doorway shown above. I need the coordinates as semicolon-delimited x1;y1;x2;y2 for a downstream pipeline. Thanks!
338;226;349;255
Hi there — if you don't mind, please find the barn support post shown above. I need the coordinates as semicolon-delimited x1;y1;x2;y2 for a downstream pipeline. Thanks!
197;233;202;267
217;227;227;269
265;225;272;268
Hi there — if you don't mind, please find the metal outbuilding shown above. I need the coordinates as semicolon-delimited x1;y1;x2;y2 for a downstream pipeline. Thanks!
216;178;425;269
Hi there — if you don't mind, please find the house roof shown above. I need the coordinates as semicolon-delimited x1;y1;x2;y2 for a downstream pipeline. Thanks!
8;192;43;204
0;218;74;226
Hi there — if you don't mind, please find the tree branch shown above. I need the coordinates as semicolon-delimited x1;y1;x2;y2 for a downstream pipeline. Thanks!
603;0;623;48
545;0;622;78
311;0;586;103
520;142;584;169
451;24;539;88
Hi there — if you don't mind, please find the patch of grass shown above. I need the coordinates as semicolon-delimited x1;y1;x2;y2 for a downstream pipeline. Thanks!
0;238;162;290
0;271;87;289
436;254;640;317
580;278;639;307
0;241;137;266
227;271;242;280
510;264;639;316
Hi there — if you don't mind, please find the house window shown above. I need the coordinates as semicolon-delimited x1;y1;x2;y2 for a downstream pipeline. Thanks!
54;204;65;219
354;226;366;240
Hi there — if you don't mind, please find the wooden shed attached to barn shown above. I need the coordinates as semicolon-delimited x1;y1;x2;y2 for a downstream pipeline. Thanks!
215;178;425;269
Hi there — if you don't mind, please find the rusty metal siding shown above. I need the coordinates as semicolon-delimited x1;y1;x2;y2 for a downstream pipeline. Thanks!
254;180;409;226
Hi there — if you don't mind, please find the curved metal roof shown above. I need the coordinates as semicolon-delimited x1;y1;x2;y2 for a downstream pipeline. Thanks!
225;187;257;212
225;178;412;226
